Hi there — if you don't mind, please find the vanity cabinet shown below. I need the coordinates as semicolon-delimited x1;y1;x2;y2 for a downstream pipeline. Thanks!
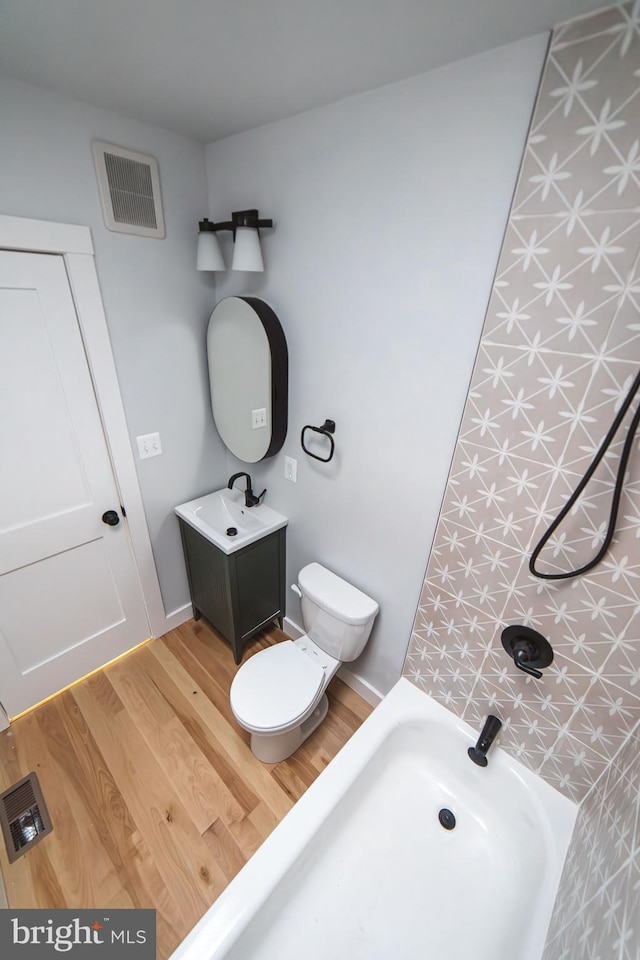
178;519;286;664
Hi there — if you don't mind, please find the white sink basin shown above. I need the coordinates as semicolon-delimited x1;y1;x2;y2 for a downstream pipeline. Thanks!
175;488;288;555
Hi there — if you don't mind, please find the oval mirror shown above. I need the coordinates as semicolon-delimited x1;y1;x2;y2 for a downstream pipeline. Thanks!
207;296;288;462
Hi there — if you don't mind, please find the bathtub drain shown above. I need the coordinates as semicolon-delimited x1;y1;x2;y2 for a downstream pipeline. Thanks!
438;808;456;830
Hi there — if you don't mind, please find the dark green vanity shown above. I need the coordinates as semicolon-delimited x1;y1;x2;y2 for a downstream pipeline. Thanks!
178;518;286;664
177;294;289;663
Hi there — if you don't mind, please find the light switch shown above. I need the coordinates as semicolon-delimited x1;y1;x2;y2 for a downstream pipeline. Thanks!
136;432;162;459
284;456;297;482
252;408;267;429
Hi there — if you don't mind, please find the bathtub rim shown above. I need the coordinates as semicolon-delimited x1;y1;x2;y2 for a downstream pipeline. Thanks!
170;677;577;960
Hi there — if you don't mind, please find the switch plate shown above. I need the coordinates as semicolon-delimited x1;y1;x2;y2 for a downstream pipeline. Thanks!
284;456;297;483
251;408;267;429
136;432;162;459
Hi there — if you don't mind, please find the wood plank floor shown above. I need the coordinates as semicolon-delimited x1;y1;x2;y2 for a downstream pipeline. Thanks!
0;620;372;958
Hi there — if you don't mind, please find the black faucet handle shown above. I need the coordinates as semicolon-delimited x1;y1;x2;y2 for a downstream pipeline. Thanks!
514;646;543;679
501;626;553;680
246;487;266;507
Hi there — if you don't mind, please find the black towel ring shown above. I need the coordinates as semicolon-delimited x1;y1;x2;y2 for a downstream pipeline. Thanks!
301;419;336;462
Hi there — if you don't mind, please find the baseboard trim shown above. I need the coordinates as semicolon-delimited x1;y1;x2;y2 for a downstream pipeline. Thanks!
282;618;383;707
160;603;193;635
336;666;383;707
282;616;304;639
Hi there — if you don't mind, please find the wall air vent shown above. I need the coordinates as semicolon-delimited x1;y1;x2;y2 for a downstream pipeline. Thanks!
92;140;165;238
0;771;53;863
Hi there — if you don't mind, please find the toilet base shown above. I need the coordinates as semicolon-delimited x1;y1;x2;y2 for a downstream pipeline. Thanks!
249;694;329;764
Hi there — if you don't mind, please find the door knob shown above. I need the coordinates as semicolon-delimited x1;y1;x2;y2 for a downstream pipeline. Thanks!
102;510;120;526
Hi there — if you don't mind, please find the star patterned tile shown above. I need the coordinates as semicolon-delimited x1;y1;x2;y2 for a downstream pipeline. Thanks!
404;0;640;805
543;721;640;960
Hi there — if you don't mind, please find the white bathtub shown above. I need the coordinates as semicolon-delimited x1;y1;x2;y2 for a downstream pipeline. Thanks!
171;679;576;960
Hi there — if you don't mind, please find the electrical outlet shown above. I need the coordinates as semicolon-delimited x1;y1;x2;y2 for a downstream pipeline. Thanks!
136;432;162;460
251;408;267;429
284;456;297;483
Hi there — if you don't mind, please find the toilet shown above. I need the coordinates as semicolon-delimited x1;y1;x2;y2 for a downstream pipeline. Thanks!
230;562;379;763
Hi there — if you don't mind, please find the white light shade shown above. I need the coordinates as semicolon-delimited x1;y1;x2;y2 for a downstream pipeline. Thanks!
197;230;225;271
232;226;264;272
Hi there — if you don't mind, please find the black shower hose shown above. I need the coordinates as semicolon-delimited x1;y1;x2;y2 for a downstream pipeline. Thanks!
529;365;640;580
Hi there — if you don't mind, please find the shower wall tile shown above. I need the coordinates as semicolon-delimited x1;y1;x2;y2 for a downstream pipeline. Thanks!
543;719;640;960
552;3;635;49
404;0;640;803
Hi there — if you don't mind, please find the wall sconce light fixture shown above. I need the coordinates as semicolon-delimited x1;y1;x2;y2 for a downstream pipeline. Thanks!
197;209;273;272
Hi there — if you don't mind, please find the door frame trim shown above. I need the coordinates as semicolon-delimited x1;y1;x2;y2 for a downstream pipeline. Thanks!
0;213;170;639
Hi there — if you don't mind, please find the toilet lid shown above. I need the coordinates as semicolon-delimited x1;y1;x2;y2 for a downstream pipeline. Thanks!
230;641;325;732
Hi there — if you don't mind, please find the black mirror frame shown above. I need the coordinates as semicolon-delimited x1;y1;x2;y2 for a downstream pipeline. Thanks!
242;297;288;459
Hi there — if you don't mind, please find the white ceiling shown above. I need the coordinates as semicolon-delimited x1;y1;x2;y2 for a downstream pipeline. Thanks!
0;0;610;142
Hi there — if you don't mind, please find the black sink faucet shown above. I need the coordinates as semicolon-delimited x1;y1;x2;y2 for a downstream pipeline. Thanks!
468;715;502;767
227;472;266;508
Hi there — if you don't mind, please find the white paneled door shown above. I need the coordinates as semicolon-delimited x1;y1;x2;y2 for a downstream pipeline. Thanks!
0;251;150;717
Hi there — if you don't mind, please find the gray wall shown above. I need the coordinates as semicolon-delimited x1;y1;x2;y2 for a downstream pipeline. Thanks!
0;76;226;617
206;34;549;694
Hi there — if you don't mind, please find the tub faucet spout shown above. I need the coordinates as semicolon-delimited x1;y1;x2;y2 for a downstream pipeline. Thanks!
468;715;502;767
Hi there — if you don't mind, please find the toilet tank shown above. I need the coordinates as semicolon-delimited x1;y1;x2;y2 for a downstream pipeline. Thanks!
297;563;379;662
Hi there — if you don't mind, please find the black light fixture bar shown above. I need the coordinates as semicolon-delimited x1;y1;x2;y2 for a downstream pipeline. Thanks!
231;209;273;234
198;216;233;234
198;210;273;238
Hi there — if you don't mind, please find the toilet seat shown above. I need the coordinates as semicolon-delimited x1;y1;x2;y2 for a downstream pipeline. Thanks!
230;641;325;734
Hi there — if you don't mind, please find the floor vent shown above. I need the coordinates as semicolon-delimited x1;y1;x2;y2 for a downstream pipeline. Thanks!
0;772;52;863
